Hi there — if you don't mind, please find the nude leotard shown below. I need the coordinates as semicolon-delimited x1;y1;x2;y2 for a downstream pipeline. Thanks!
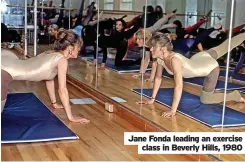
1;49;64;81
157;51;219;78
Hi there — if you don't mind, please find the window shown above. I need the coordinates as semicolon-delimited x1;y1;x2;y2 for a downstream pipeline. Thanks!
185;0;197;27
185;12;198;27
147;0;156;6
211;12;225;27
104;0;114;10
211;0;227;27
145;0;166;12
120;0;132;11
155;0;165;12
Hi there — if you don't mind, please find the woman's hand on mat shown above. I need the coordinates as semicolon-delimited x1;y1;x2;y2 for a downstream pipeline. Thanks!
53;103;64;109
69;116;90;123
162;110;176;118
136;99;155;105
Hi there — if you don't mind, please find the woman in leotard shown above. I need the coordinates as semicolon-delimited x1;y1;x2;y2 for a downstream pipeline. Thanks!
1;30;90;124
132;24;222;80
139;32;245;117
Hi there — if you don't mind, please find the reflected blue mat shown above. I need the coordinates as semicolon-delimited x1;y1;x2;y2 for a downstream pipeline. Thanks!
80;52;102;60
162;70;245;91
219;70;245;82
1;93;78;143
80;55;94;59
231;62;245;66
220;63;245;70
89;57;151;73
132;88;245;127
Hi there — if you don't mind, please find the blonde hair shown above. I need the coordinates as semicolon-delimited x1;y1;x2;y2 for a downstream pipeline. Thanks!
48;24;59;31
149;32;173;51
134;29;152;45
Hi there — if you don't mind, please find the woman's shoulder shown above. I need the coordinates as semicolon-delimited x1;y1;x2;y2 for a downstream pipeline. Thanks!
38;50;63;57
32;51;64;63
172;52;185;63
172;52;183;57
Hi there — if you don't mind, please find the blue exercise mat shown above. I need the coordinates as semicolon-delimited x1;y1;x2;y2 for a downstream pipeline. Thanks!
88;57;151;73
1;93;78;143
219;70;245;82
162;70;245;91
132;88;245;127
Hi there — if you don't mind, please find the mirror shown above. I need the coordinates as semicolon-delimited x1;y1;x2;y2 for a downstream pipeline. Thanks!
94;0;148;116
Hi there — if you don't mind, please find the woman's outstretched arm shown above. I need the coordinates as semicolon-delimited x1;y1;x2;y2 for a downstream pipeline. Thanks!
46;80;64;109
140;51;151;74
146;59;158;82
151;63;164;100
57;57;89;123
137;63;163;105
162;57;183;117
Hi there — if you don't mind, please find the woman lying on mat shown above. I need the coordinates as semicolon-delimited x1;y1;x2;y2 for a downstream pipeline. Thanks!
138;32;245;118
1;30;90;124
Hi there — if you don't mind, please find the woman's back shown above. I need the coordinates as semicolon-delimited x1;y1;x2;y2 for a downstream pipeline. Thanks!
1;50;64;81
158;52;218;78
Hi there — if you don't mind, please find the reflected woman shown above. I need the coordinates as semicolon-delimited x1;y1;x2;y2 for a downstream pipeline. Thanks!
1;30;90;123
139;32;245;117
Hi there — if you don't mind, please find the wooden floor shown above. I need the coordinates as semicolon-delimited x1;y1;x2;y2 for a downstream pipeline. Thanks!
3;45;245;161
2;80;213;161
